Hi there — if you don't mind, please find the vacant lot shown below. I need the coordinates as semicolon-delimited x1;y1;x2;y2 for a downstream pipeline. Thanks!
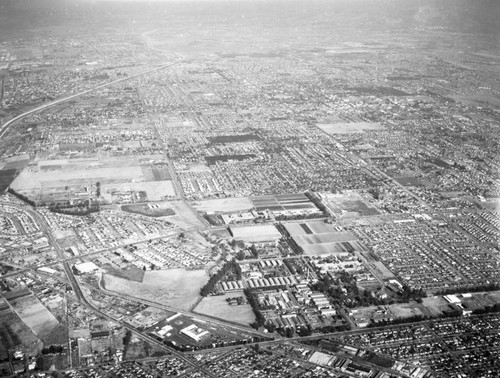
294;232;357;245
284;221;363;255
389;302;426;319
0;168;17;192
422;296;449;316
193;293;255;326
121;180;176;201
191;197;254;213
251;193;316;212
122;203;176;217
102;263;145;282
230;224;281;243
11;295;59;338
104;268;207;311
10;155;174;202
162;201;207;230
322;191;380;217
317;122;385;135
301;242;360;255
0;309;39;360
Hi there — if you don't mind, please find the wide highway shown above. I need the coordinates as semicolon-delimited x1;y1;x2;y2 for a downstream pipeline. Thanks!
0;55;183;139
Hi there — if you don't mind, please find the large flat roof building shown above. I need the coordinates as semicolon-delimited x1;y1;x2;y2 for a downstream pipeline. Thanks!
180;324;209;342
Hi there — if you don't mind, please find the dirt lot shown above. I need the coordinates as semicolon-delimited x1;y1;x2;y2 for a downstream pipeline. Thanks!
283;220;364;256
102;264;145;282
302;243;351;255
230;224;281;243
11;295;59;338
104;268;207;311
191;197;254;213
159;201;207;230
389;302;426;318
317;122;385;134
193;293;256;326
10;155;175;202
422;296;449;316
0;309;40;360
122;203;176;217
322;191;380;217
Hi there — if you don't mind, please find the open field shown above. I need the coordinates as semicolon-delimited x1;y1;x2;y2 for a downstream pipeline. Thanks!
159;201;206;230
11;294;59;338
422;296;449;316
151;312;258;350
10;155;174;202
121;181;176;201
393;176;426;187
439;291;500;314
0;308;39;360
389;302;426;319
294;232;357;244
251;193;317;212
301;241;365;255
283;221;334;235
193;293;256;326
191;197;254;213
123;339;166;360
0;168;17;192
452;94;500;110
316;122;385;134
1;154;30;169
42;324;69;345
478;198;500;212
122;203;176;217
350;302;425;327
230;224;282;243
102;263;145;282
366;259;397;280
284;221;364;255
321;191;380;217
104;268;207;311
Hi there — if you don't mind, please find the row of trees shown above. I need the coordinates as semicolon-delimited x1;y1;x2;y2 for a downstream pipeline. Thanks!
243;289;267;330
7;188;36;206
163;335;264;352
435;283;500;296
41;345;64;354
7;188;102;217
367;314;429;328
199;259;241;296
49;200;100;216
366;302;500;329
473;303;500;315
304;191;330;217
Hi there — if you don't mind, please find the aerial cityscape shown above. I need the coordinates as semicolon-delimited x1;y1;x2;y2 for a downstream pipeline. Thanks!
0;0;499;377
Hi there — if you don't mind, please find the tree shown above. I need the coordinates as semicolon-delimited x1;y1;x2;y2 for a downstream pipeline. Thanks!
123;330;132;346
236;250;246;261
